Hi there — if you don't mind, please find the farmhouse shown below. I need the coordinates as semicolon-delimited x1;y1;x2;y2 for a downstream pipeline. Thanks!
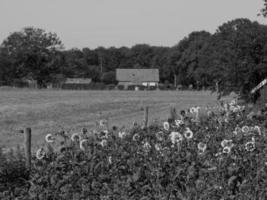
62;78;92;89
116;68;159;89
251;78;267;104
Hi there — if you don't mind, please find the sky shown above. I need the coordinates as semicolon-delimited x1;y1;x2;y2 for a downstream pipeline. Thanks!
0;0;266;49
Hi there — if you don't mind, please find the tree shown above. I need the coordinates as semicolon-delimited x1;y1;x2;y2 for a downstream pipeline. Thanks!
199;18;267;97
0;27;63;87
101;71;116;84
0;48;13;85
260;0;267;17
172;31;211;88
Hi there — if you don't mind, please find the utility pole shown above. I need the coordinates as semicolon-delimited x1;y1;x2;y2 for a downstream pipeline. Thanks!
100;55;103;74
98;51;103;74
174;74;177;88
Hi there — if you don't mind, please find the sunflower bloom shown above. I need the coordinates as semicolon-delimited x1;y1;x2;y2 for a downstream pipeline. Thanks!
242;126;250;133
71;133;81;142
221;139;233;148
175;120;184;127
184;128;193;139
80;139;88;151
156;131;164;141
163;122;170;131
245;141;255;152
155;143;162;151
170;131;183;144
132;133;140;141
108;156;112;164
222;146;231;154
235;127;242;133
197;142;207;152
36;148;46;160
100;139;107;147
45;133;55;143
99;119;107;127
118;131;126;138
253;126;261;135
143;141;151;153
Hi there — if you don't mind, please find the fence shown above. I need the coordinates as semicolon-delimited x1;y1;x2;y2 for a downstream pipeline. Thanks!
15;106;178;172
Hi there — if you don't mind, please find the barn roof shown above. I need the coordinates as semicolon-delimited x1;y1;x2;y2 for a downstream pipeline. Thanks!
251;78;267;94
116;69;159;83
65;78;92;84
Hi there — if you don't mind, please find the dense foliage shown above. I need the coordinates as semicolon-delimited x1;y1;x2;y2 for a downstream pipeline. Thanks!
1;17;267;96
260;0;267;17
0;27;63;87
1;101;267;199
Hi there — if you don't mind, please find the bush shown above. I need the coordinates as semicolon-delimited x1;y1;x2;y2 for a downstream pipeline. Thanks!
106;84;116;90
117;85;125;90
2;102;267;199
93;82;106;90
0;146;29;199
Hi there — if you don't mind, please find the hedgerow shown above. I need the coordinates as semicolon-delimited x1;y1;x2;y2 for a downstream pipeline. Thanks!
1;100;267;200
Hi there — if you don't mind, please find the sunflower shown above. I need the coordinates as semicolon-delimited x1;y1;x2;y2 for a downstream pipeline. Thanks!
163;122;170;131
175;119;184;127
170;131;183;144
221;139;233;148
184;128;193;139
143;141;151;153
71;133;81;142
80;139;88;151
36;148;46;160
99;119;107;127
245;141;255;152
156;131;164;141
131;134;139;142
253;126;261;135
154;143;162;151
45;133;55;143
100;139;107;147
222;146;231;154
234;126;242;133
118;131;126;138
197;142;207;152
230;99;237;106
108;156;112;164
99;130;109;139
241;126;250;133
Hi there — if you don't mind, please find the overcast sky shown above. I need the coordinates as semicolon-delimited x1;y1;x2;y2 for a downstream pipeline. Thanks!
0;0;266;49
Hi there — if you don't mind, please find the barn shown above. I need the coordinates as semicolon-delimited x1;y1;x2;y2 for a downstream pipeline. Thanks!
116;68;159;89
61;78;92;90
250;78;267;104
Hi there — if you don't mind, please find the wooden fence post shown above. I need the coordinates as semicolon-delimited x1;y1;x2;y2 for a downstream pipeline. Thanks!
143;106;149;128
169;106;177;122
24;127;31;171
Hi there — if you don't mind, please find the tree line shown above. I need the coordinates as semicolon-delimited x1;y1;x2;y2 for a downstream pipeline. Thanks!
0;18;267;97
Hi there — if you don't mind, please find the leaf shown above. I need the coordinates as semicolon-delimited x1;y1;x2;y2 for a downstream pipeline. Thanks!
132;168;140;182
228;175;237;186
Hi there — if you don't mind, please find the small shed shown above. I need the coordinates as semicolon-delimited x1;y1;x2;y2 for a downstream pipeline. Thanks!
250;78;267;104
62;78;92;90
14;78;37;88
116;68;159;89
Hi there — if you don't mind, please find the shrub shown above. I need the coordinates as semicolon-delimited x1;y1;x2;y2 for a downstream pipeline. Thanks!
106;84;116;90
0;146;29;199
2;101;267;199
117;85;125;90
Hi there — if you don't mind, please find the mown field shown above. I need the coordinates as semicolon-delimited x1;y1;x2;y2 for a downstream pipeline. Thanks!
0;88;229;148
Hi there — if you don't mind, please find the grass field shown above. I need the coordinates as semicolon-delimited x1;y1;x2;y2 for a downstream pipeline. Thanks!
0;88;231;148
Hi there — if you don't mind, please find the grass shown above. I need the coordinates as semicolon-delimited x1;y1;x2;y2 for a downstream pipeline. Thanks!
0;88;231;148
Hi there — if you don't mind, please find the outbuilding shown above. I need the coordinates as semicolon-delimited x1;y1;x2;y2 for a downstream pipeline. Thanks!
62;78;92;90
116;68;159;89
